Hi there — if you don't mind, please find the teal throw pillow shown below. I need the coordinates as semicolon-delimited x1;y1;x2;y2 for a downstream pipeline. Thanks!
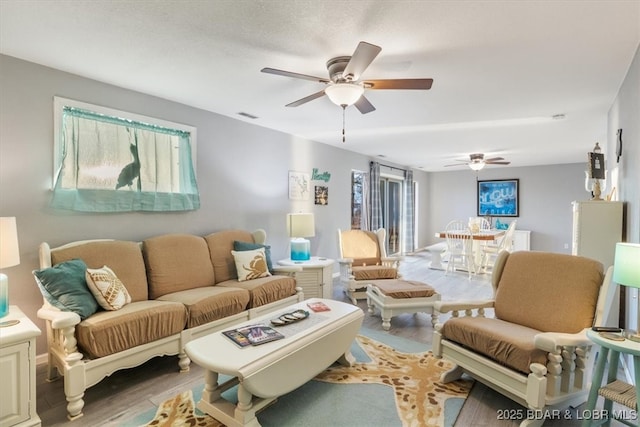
233;241;274;273
33;258;98;320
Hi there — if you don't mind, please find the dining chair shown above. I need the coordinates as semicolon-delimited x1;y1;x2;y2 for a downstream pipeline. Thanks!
444;220;477;279
480;220;517;273
468;217;491;233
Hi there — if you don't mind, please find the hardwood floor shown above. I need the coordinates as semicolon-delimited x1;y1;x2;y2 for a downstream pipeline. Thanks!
34;252;621;426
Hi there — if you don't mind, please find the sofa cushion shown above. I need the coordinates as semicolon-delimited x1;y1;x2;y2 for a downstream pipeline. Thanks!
50;240;149;302
205;230;256;283
86;266;132;311
368;279;437;298
217;275;297;308
33;259;98;320
233;240;274;273
232;248;271;281
157;286;250;329
352;265;397;281
441;316;547;375
76;300;187;358
143;234;215;299
494;251;604;333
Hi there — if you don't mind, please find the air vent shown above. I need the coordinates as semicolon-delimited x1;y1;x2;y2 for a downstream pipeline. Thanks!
237;112;258;119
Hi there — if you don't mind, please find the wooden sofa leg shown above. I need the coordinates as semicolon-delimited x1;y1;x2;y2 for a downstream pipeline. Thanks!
178;352;191;372
440;364;464;383
64;366;85;420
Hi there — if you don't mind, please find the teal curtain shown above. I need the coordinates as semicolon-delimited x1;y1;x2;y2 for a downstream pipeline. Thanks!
51;106;200;212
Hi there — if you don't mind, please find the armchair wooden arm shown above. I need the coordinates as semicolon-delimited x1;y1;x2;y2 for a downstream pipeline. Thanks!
534;329;591;352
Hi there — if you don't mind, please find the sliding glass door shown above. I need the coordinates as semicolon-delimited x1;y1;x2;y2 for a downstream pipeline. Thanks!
380;177;403;255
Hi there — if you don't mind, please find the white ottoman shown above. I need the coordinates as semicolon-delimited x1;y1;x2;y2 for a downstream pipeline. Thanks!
366;279;441;330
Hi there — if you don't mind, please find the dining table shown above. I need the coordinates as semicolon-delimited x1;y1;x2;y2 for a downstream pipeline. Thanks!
434;229;506;272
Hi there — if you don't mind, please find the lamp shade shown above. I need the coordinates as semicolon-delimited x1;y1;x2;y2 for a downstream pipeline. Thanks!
287;213;315;238
325;83;364;107
613;243;640;288
0;217;20;269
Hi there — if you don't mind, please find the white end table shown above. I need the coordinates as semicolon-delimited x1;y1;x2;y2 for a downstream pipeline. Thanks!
277;257;334;299
583;329;640;426
0;306;42;427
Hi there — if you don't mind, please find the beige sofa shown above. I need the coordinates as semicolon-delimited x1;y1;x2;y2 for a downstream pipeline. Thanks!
35;229;303;421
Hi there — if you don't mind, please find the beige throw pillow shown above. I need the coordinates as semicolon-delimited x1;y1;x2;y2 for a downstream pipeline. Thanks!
86;266;132;310
231;248;272;282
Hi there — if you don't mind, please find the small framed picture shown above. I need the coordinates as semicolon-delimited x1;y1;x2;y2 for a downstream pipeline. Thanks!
315;186;328;205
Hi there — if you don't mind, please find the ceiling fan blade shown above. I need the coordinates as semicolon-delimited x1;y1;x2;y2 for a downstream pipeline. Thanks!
354;95;376;114
285;90;326;107
261;67;330;84
342;41;382;81
364;79;433;90
444;163;466;167
484;157;504;162
486;161;511;165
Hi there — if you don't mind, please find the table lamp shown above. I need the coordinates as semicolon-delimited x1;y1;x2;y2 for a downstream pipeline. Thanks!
287;213;315;261
613;242;640;340
0;217;20;320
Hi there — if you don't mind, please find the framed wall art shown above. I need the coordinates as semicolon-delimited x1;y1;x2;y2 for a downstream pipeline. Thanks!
314;186;328;205
477;179;519;217
288;171;310;200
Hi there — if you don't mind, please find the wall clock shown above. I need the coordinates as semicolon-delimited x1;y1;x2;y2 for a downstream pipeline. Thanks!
616;129;623;163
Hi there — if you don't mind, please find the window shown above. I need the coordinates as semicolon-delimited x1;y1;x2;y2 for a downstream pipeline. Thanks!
51;97;199;212
351;171;366;229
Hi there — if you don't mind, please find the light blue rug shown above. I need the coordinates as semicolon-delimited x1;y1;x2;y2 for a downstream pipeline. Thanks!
126;327;472;426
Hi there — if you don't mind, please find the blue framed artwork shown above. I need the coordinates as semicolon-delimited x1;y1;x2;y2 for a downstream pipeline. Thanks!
477;179;519;217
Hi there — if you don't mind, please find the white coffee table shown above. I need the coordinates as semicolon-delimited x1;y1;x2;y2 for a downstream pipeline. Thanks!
184;298;364;427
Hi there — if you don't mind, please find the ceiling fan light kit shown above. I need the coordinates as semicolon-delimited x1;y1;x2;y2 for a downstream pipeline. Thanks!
324;83;364;107
469;161;485;171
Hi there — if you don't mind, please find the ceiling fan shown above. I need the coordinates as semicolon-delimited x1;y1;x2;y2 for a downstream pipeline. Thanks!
261;41;433;115
445;153;511;171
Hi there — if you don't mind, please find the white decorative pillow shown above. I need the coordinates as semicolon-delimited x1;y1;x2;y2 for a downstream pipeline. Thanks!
231;248;272;282
85;266;132;310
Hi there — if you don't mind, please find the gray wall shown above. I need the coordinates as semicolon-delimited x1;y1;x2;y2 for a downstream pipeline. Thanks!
607;43;640;330
425;163;588;253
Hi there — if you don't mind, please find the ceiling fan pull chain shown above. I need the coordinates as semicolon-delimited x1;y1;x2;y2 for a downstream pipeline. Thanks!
342;105;346;143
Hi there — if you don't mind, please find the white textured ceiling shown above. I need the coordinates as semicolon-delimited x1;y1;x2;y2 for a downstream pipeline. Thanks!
1;0;639;171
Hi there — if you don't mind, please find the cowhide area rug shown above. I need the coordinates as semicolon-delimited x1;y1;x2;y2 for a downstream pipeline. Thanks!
140;334;473;427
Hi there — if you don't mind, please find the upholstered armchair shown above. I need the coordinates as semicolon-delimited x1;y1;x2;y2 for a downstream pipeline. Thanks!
337;228;401;304
433;251;614;427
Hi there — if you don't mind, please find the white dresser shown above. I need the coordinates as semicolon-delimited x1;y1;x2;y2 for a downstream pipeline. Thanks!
512;230;531;251
572;201;623;269
0;306;41;427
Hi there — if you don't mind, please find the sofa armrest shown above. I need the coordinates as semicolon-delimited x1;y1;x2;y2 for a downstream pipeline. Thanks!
38;306;81;329
534;329;591;352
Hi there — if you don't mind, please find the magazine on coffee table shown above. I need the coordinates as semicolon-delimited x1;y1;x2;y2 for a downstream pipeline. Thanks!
223;324;285;347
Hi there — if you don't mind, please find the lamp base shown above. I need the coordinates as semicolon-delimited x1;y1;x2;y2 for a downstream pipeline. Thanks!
290;238;311;261
0;274;8;318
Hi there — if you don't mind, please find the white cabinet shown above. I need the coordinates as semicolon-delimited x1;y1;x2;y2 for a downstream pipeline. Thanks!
572;201;623;269
512;230;531;251
277;257;334;299
0;306;41;427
